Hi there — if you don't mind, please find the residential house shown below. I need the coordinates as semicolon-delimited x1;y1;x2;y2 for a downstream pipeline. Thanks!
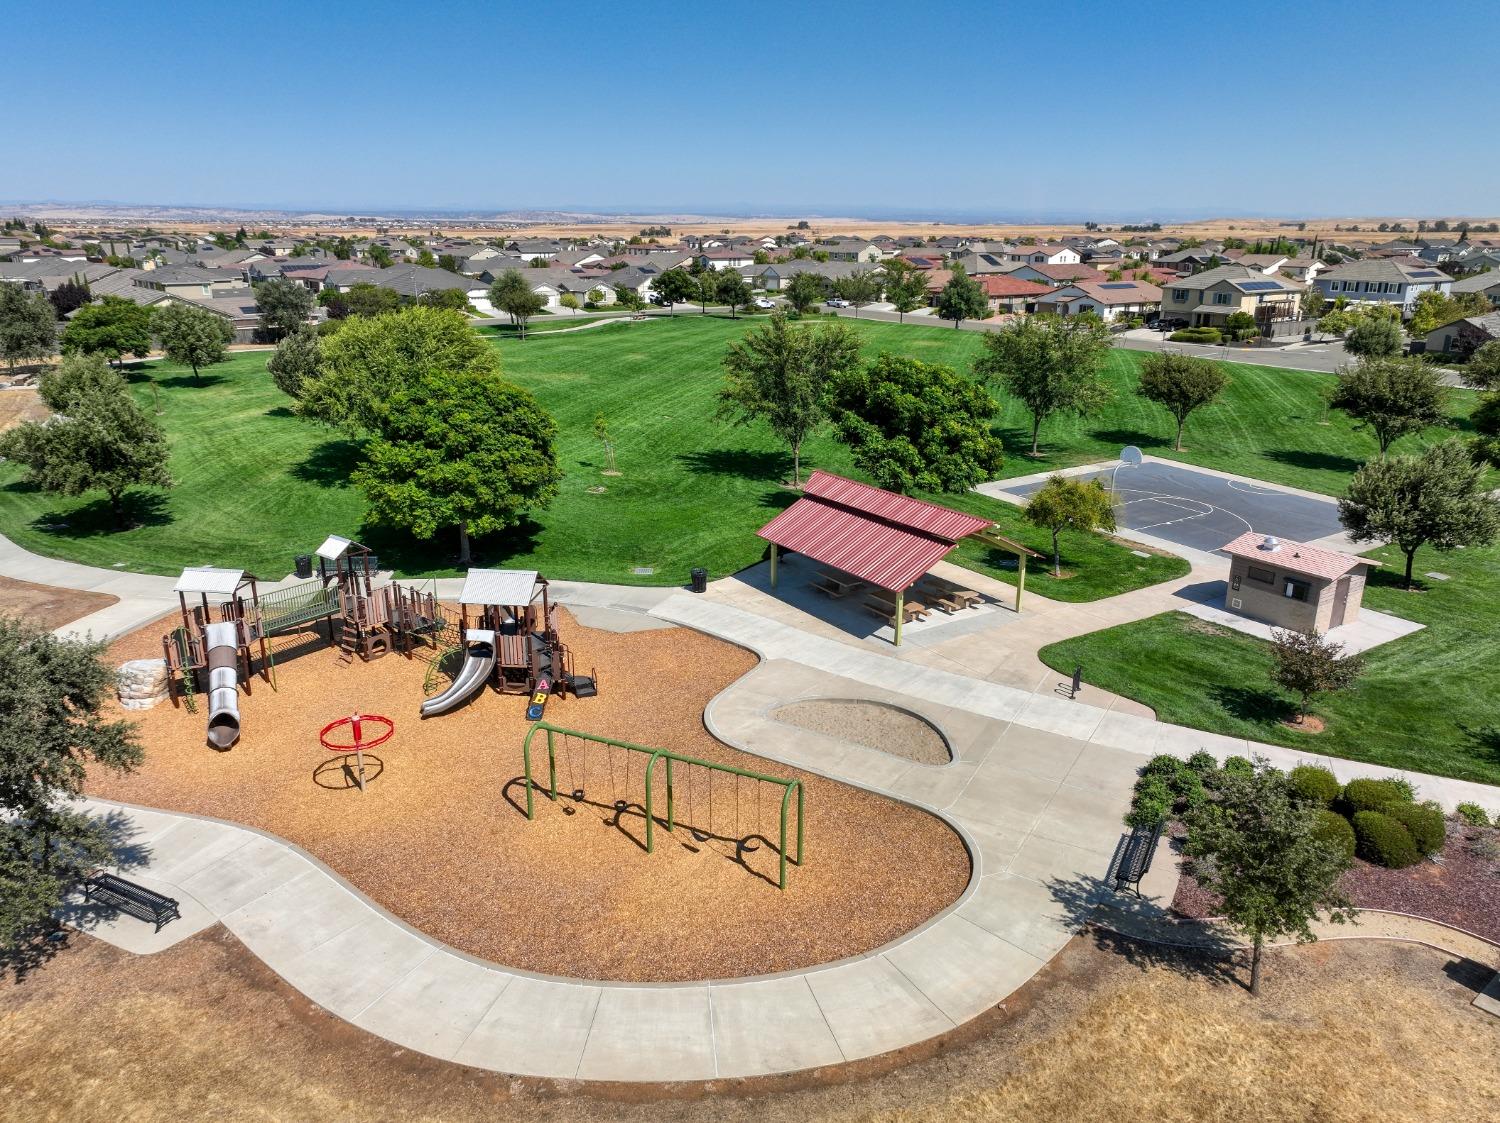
751;259;874;290
974;274;1055;314
1450;270;1500;307
1007;262;1107;287
1312;258;1451;317
1031;280;1162;323
697;248;755;271
1154;248;1225;274
817;238;884;263
950;252;1018;276
1421;310;1500;356
506;238;566;261
1007;243;1081;266
134;265;250;299
322;264;488;306
1159;264;1304;333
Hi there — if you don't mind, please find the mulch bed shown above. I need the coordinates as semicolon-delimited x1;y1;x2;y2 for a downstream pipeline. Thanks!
1172;821;1500;943
92;606;971;982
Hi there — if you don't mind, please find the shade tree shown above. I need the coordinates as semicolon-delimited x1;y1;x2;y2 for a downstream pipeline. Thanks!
934;264;988;329
1328;355;1447;454
253;278;315;341
1023;474;1117;576
973;314;1114;455
1269;629;1365;724
150;301;233;384
487;270;547;338
1135;351;1229;450
783;271;827;315
0;284;58;372
59;296;151;367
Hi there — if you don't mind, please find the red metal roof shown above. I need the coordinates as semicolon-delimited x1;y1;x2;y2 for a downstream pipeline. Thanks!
758;471;992;592
1220;531;1368;581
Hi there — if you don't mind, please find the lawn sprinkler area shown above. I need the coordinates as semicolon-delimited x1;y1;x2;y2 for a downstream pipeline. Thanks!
94;605;971;982
996;459;1346;556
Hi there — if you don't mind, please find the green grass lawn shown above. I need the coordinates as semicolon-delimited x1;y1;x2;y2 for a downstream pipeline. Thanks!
1037;534;1500;785
0;315;1473;590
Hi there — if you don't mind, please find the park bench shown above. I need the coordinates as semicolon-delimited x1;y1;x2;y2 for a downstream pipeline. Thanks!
810;570;860;599
917;576;980;613
863;593;928;625
82;871;181;932
1106;820;1165;897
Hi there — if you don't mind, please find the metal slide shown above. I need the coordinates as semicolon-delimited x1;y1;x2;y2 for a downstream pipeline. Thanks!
202;620;242;749
419;629;497;718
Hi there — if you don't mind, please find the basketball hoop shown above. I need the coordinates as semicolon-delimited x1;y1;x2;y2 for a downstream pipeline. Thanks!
1112;444;1143;503
319;713;394;792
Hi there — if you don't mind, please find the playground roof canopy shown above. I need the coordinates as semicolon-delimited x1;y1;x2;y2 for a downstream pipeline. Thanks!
173;566;245;595
458;568;540;606
757;471;992;593
315;534;354;561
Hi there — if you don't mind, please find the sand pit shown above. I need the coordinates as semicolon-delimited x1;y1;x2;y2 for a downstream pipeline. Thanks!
771;699;952;765
93;607;971;982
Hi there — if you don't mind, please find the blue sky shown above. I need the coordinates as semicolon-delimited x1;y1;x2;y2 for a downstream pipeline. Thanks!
6;0;1498;219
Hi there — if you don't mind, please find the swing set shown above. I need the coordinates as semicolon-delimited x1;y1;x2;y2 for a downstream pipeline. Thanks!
520;722;805;890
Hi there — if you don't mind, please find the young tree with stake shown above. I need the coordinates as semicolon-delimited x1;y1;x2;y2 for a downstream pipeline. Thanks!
783;271;827;316
1269;629;1364;724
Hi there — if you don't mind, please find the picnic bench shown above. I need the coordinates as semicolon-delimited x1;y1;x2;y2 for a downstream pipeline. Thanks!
864;592;927;625
83;872;181;932
916;576;981;614
810;571;861;599
1106;820;1165;897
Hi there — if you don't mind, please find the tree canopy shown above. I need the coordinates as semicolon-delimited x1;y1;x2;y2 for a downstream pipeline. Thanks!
0;284;57;371
300;306;500;436
1407;289;1492;338
1328;355;1448;454
834;270;881;318
1341;314;1405;359
1338;438;1500;587
150;301;233;384
1182;760;1353;996
717;312;860;485
973;314;1114;455
253;278;315;341
1135;352;1229;450
1461;339;1500;391
826;353;1005;494
1269;629;1364;723
783;271;827;315
934;264;988;328
0;354;172;527
59;296;152;366
266;326;319;400
884;266;930;323
651;268;698;314
488;269;547;337
353;369;561;567
0;615;143;948
1023;474;1116;576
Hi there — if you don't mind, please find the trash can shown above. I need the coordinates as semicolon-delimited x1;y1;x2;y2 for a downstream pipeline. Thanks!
690;567;708;593
294;553;313;580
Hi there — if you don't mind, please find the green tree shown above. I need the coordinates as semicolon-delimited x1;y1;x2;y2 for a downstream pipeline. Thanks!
1407;289;1492;338
1222;310;1257;342
716;313;860;486
48;279;92;320
716;272;753;318
614;286;645;312
592;412;617;472
150;301;232;384
1339;438;1500;587
0;284;58;372
783;271;827;315
300;306;500;435
0;615;143;948
438;254;460;273
365;243;395;268
416;249;437;269
651;268;698;315
1342;314;1404;359
934;263;988;329
883;263;930;323
974;315;1115;455
826;354;1005;494
835;270;881;318
694;270;718;314
1269;629;1365;724
1459;339;1500;390
559;293;581;311
1328;355;1447;454
266;326;319;400
1182;760;1353;996
1301;287;1326;323
253;278;315;341
1471;391;1500;466
1023;474;1116;576
353;370;561;567
418;288;472;314
59;296;151;367
0;357;172;527
343;283;402;319
1136;352;1229;450
487;269;547;339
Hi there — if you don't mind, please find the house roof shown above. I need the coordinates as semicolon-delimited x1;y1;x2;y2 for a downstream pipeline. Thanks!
1050;280;1163;304
756;471;991;593
1220;532;1368;581
1450;271;1500;294
1426;311;1500;339
977;274;1054;297
1319;259;1452;284
1168;264;1303;293
1022;262;1107;283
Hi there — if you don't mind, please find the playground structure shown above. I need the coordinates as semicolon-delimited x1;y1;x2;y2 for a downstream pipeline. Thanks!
318;713;394;792
162;535;446;748
522;722;804;889
421;569;597;719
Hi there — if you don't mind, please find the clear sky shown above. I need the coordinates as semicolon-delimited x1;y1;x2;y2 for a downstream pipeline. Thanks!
6;0;1498;220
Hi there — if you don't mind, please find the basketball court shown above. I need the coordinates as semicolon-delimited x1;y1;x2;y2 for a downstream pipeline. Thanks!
994;455;1346;555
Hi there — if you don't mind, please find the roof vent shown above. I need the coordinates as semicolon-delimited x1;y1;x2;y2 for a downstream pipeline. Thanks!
1259;535;1281;552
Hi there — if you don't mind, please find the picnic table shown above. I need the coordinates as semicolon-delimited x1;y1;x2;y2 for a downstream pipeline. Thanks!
864;592;927;625
917;577;981;613
810;570;861;598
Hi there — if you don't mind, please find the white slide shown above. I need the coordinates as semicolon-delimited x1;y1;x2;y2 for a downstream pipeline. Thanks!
420;629;497;718
202;620;242;750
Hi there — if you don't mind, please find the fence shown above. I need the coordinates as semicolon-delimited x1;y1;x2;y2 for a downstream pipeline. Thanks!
520;722;805;889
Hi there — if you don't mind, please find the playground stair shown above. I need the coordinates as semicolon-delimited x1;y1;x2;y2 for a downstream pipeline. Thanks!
335;617;359;664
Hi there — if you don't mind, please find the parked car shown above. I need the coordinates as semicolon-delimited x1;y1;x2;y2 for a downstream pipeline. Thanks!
826;298;850;308
754;297;776;309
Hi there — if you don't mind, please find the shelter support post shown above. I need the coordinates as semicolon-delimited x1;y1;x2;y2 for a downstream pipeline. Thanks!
1016;554;1026;612
894;589;903;646
768;544;778;588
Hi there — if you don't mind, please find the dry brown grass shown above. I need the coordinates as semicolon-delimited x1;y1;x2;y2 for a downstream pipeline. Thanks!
0;575;116;630
91;607;970;981
0;388;46;431
1;929;1494;1123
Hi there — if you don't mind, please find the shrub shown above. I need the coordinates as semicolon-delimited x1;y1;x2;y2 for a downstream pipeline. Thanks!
1170;327;1222;344
1352;810;1421;869
1384;802;1445;856
1289;765;1341;806
1142;754;1187;780
1222;755;1254;777
1186;750;1218;776
1341;777;1413;815
1455;801;1494;827
1127;775;1173;829
1312;809;1357;861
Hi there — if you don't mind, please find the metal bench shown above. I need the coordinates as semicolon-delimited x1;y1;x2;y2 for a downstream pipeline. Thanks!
83;872;181;932
1107;820;1165;897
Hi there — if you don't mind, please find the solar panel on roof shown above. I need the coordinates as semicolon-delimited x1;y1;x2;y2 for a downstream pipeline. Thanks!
1410;270;1444;278
1239;280;1282;290
1098;282;1136;289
